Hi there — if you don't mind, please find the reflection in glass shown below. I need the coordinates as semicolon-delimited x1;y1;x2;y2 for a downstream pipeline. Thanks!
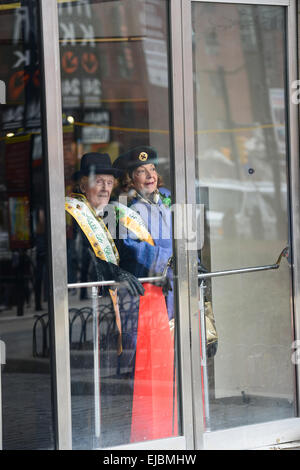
192;4;294;431
0;0;54;449
58;0;180;448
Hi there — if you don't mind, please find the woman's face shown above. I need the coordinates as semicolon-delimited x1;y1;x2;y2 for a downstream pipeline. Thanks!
132;163;158;196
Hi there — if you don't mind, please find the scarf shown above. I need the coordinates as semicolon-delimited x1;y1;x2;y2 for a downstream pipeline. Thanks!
65;193;155;265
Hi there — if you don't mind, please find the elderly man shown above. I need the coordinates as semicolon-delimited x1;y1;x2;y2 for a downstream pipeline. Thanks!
66;152;145;297
65;152;152;446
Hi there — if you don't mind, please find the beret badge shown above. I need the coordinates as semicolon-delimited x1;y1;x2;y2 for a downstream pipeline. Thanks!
138;151;148;162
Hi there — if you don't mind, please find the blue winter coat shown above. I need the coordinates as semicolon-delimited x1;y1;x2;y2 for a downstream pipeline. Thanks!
117;188;174;319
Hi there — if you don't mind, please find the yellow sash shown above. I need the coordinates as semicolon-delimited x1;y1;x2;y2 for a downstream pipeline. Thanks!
65;195;120;264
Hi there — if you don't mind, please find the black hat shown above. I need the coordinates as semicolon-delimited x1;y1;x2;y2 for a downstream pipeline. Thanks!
113;146;158;175
74;152;123;179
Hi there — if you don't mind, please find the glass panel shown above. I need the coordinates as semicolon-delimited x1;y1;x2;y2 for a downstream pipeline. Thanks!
58;0;180;449
0;0;54;449
192;3;294;432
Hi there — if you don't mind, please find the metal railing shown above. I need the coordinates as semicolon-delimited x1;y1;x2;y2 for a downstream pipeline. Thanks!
67;275;164;290
67;247;289;290
197;246;289;281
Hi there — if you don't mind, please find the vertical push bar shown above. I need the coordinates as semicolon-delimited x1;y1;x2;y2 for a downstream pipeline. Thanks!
199;281;211;432
92;287;101;439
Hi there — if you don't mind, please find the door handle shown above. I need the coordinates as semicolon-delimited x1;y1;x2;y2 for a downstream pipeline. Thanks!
198;246;289;281
197;246;289;432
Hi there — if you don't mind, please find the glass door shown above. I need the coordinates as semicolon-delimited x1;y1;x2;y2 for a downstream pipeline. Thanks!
184;0;300;449
56;0;191;450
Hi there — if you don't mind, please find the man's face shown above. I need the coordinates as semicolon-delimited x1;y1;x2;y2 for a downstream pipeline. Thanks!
82;174;115;210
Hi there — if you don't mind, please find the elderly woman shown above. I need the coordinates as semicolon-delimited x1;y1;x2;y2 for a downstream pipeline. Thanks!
113;146;174;319
113;146;177;443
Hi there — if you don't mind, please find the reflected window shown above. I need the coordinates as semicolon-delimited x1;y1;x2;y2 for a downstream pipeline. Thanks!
192;3;294;432
0;0;54;449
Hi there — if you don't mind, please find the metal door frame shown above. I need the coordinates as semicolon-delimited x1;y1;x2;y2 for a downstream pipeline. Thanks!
39;0;195;450
39;0;72;450
181;0;300;450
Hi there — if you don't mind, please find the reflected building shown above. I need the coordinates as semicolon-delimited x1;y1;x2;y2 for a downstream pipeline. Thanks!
58;0;171;193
